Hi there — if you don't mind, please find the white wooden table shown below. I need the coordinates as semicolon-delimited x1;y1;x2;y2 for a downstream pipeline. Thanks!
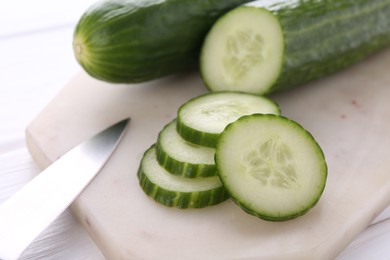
1;1;390;259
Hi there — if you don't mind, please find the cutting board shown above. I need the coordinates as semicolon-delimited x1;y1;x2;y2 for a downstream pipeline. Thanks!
26;47;390;260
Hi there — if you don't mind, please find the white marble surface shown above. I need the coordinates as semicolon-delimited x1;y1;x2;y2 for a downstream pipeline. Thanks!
1;0;390;259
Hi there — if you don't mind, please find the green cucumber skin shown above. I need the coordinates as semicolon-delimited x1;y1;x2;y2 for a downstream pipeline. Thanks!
156;143;218;178
138;169;229;208
176;119;219;148
156;120;217;178
73;0;253;83
267;0;390;93
137;146;229;208
235;198;312;222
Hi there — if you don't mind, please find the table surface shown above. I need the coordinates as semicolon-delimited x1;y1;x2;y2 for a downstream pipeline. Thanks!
1;1;390;259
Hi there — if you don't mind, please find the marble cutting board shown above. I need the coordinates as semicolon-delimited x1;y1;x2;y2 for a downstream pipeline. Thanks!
25;47;390;259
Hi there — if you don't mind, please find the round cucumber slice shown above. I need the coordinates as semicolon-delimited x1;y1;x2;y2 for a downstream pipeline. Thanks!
177;92;280;147
215;114;327;221
138;146;229;208
200;6;284;94
156;120;217;178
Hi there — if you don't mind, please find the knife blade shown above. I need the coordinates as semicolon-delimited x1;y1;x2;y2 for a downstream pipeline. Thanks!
0;118;129;260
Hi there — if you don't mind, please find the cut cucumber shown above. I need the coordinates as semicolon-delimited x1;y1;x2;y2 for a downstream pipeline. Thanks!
156;120;217;178
201;0;390;94
138;146;228;208
215;114;327;221
177;92;280;147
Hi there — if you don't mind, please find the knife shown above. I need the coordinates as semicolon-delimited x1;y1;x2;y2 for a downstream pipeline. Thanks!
0;118;129;260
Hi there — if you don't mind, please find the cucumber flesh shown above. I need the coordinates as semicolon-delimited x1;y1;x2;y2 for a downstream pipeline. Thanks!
177;92;280;147
156;120;217;178
201;6;284;94
138;146;228;208
215;114;327;221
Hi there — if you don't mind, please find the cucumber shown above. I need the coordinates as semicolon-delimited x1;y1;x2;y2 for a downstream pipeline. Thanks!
138;145;229;208
156;120;217;178
215;114;327;221
73;0;253;83
177;92;280;147
201;0;390;94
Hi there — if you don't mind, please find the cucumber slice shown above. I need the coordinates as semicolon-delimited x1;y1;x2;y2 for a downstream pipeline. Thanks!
177;92;280;147
138;146;228;208
156;120;217;178
201;6;283;94
215;114;327;221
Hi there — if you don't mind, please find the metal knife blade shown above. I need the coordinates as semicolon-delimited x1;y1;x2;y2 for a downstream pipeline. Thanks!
0;118;129;260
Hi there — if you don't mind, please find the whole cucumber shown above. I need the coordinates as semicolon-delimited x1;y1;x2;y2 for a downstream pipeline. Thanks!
73;0;252;83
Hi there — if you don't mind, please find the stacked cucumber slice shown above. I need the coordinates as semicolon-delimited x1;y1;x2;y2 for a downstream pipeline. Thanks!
156;120;217;178
177;92;280;147
137;91;327;220
137;92;280;209
138;145;228;208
